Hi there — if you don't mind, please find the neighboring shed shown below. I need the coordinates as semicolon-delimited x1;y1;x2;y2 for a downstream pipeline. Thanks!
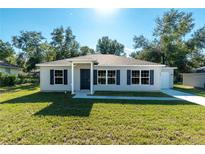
183;73;205;88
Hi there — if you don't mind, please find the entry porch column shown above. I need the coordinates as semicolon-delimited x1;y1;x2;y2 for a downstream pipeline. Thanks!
71;62;74;94
90;62;94;95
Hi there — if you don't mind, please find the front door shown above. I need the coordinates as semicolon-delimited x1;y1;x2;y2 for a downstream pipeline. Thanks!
80;69;90;90
160;72;170;89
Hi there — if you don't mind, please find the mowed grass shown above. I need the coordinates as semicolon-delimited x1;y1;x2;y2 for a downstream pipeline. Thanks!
93;91;171;97
0;84;205;144
174;84;205;97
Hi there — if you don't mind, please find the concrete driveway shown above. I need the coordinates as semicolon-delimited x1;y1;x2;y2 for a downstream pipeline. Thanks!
161;89;205;106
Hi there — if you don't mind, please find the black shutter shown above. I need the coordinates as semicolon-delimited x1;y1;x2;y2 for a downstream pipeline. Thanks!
127;70;131;85
93;70;97;85
50;70;54;85
64;70;68;85
150;70;154;85
116;70;120;85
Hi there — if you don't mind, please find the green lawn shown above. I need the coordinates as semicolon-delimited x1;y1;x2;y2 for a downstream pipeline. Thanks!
174;84;205;97
0;84;205;144
93;91;171;97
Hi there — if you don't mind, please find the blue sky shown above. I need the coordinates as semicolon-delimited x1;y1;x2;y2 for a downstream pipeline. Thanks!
1;8;205;55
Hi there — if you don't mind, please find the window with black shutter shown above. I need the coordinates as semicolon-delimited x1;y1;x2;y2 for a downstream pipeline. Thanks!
64;70;68;85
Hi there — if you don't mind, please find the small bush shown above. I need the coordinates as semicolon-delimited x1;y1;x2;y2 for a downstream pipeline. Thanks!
0;72;39;86
17;73;27;84
0;72;3;85
16;73;39;84
0;74;16;86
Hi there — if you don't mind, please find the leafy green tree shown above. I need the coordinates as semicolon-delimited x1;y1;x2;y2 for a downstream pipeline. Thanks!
79;46;95;56
16;52;26;72
12;31;45;72
96;36;124;55
51;26;79;60
0;39;15;64
131;9;205;74
40;42;56;62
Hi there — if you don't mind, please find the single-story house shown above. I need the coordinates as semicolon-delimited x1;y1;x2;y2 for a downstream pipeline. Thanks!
183;66;205;88
194;66;205;73
36;54;176;94
0;60;20;75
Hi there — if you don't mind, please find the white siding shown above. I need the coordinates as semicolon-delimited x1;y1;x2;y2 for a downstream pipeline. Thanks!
183;73;205;88
39;65;173;92
40;66;71;92
94;66;162;91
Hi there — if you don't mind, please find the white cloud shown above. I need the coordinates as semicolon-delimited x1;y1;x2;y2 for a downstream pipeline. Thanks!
124;47;135;56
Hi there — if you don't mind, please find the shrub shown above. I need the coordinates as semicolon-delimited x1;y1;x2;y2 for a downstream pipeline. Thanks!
17;73;27;84
0;73;16;86
0;72;39;86
0;72;3;85
16;73;39;84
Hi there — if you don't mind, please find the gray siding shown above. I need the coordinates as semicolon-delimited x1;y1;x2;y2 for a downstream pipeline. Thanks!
183;73;205;88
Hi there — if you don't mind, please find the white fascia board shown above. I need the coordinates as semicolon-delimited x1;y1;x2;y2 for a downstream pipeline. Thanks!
36;64;71;67
95;65;166;67
162;67;178;69
36;64;166;67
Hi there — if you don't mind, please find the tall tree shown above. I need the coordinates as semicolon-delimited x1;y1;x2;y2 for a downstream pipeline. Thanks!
79;46;95;56
12;31;45;71
16;52;26;72
96;36;124;55
131;9;205;74
51;26;79;60
0;39;15;64
40;42;56;62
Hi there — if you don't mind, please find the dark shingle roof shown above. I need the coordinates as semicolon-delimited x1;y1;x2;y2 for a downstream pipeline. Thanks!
194;66;205;73
36;54;164;66
0;61;19;68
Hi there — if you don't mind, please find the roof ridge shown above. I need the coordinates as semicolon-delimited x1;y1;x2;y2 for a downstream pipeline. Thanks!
36;53;165;66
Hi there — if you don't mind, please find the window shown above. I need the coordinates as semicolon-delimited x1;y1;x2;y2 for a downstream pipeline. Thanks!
5;68;11;74
141;70;149;85
97;70;117;85
98;70;106;84
54;70;63;84
131;70;140;84
107;70;116;84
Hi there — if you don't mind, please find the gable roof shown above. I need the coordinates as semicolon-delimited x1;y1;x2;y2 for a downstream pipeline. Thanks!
36;54;165;67
0;61;19;69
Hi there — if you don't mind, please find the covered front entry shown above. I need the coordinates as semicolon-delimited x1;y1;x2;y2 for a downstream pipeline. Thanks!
80;69;90;90
71;61;94;95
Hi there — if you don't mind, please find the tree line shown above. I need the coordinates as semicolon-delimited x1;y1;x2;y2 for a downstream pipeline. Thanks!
1;9;205;77
0;27;124;72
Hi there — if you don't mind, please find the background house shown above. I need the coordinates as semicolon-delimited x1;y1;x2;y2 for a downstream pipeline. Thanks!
0;61;20;75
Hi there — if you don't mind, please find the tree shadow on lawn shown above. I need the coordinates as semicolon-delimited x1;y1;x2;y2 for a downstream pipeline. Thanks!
0;92;197;117
0;84;39;93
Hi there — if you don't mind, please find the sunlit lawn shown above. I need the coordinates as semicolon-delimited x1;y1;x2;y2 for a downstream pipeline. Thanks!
174;84;205;97
0;84;205;144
